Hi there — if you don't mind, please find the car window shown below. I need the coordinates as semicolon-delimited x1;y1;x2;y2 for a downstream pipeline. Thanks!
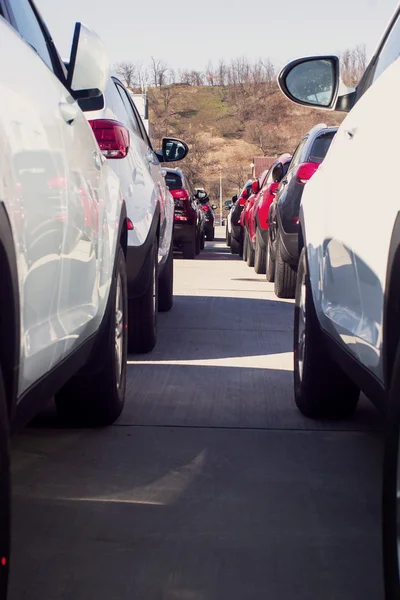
289;137;307;169
373;11;400;84
165;172;182;190
130;98;153;149
8;0;54;71
308;131;336;164
115;83;142;138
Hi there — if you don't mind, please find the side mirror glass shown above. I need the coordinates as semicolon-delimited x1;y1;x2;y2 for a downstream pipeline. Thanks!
278;56;340;109
197;190;207;200
67;23;109;99
160;138;189;162
272;163;283;182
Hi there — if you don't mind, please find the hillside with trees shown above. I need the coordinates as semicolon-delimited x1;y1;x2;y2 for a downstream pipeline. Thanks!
116;47;366;201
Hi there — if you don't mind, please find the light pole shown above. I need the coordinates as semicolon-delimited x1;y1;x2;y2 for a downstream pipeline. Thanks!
219;169;223;226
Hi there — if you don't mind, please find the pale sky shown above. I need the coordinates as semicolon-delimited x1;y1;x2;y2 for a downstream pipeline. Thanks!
36;0;398;71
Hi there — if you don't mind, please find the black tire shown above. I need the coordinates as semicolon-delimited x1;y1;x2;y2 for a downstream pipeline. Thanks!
182;235;196;259
293;247;359;418
383;343;400;600
55;246;128;425
158;242;173;312
274;235;297;298
247;236;255;267
128;238;158;353
230;237;240;255
195;233;201;255
243;230;249;262
226;224;231;247
266;234;275;282
0;369;10;600
200;232;205;250
254;228;267;274
206;229;214;242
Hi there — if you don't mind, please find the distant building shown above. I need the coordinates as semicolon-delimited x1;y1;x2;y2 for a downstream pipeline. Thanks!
252;156;275;178
128;91;150;135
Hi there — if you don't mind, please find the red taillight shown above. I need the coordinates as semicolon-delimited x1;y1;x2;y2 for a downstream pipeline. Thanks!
89;119;130;159
170;189;189;200
175;214;188;221
295;162;319;184
239;197;247;206
201;205;209;211
126;218;134;230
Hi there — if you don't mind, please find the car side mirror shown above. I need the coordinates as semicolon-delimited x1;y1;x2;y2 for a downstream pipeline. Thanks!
156;138;189;163
278;56;343;110
251;180;260;194
67;23;109;100
272;162;284;182
242;189;249;200
232;194;238;203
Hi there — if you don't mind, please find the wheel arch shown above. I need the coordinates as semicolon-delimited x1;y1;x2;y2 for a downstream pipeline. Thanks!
383;212;400;390
0;204;20;419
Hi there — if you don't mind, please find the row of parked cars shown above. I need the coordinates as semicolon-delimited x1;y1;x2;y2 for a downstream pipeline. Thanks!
0;1;218;594
227;5;400;596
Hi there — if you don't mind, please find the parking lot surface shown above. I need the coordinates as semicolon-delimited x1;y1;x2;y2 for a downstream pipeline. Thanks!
9;228;384;599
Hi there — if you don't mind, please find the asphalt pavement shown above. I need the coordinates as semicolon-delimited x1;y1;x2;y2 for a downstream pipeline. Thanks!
9;228;384;600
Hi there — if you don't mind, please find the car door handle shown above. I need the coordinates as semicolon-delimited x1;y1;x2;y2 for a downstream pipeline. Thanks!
59;101;79;125
345;128;357;139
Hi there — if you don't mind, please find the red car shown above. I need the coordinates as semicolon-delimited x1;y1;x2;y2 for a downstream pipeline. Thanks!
241;170;270;267
248;154;292;273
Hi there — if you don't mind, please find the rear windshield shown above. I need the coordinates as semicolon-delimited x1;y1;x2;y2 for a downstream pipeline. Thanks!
309;131;336;164
165;172;182;190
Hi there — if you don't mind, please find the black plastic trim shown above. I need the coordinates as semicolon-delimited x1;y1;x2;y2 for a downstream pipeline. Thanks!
66;21;81;89
126;204;160;299
383;211;400;389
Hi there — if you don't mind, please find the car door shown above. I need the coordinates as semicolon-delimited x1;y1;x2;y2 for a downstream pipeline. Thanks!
2;0;72;394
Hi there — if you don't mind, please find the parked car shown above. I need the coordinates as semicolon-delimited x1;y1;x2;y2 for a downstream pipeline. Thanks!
249;154;292;274
242;170;270;267
267;125;337;298
166;168;205;259
277;6;400;597
196;189;216;241
225;195;238;247
0;6;130;596
79;77;188;353
230;180;253;255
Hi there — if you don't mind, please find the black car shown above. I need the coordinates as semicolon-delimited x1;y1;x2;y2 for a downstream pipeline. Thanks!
196;189;216;241
166;168;205;259
230;179;253;255
267;124;338;298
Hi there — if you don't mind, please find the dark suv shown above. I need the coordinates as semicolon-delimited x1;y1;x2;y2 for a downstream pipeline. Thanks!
166;168;205;259
268;124;337;297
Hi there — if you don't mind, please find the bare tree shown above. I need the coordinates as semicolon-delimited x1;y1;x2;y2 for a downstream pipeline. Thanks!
150;57;169;87
205;61;215;86
115;62;136;88
341;45;367;87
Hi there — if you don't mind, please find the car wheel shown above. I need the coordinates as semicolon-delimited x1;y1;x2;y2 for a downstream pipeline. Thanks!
182;234;196;259
195;233;201;255
243;230;248;261
0;368;10;600
128;238;158;353
247;237;255;267
274;235;297;298
230;237;240;254
158;241;173;312
55;246;128;425
226;224;231;247
383;343;400;599
293;247;359;418
254;229;267;274
266;235;275;282
200;232;205;250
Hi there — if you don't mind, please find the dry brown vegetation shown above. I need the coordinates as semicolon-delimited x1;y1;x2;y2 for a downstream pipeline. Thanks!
117;47;366;201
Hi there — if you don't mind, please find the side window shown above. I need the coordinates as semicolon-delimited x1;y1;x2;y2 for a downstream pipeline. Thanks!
290;138;307;169
8;0;54;71
115;84;142;138
131;101;153;149
373;12;400;84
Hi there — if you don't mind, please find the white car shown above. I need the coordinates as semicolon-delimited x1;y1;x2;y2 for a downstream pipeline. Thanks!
0;2;130;594
79;77;188;352
277;4;400;596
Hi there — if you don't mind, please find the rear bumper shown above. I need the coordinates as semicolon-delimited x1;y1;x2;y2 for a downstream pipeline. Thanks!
278;228;298;265
126;205;160;299
173;222;195;244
